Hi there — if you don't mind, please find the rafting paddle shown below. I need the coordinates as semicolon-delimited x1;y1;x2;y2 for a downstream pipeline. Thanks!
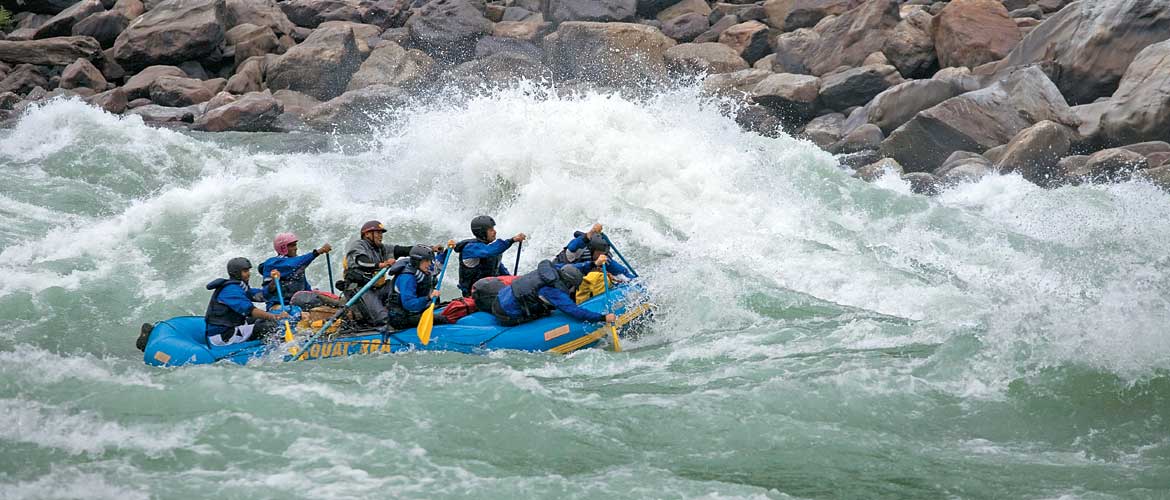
601;233;638;278
295;266;392;358
272;271;296;347
601;262;622;353
326;252;335;295
417;245;454;346
513;241;523;275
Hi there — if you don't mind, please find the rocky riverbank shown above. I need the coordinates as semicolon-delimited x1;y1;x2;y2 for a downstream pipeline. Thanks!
0;0;1168;193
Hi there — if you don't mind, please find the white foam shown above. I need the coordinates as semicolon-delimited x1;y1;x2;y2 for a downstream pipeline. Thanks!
0;399;196;457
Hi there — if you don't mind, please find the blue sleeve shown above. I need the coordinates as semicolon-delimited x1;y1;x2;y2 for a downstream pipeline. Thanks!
604;261;634;279
565;233;588;252
218;286;260;317
396;275;431;313
571;261;593;273
462;239;513;259
539;287;606;323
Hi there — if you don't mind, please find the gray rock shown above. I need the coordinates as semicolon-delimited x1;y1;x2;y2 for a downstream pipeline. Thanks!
112;0;145;18
818;64;902;111
279;0;362;28
656;0;710;22
854;156;903;181
936;151;991;175
266;24;364;101
933;0;1020;69
1068;148;1148;183
994;120;1076;185
59;57;107;90
223;0;295;36
125;103;198;122
982;144;1008;164
71;10;130;49
346;42;436;91
406;0;492;62
735;104;781;137
665;42;748;75
769;28;818;75
716;20;769;64
224;56;264;93
1009;5;1044;19
548;0;637;23
0;64;51;94
83;86;127;113
193;90;283;131
445;52;552;89
149;75;213;106
124;65;187;99
862;79;963;135
880;66;1075;172
837;149;881;169
543;22;676;87
831;123;883;154
661;12;709;43
474;36;542;60
1120;141;1170;158
33;0;105;40
501;7;538;22
0;36;104;66
802;0;899;76
272;89;320;116
882;9;935;78
902;171;941;195
1098;40;1170;146
303;84;408;132
800;112;845;148
112;0;228;72
1137;165;1170;190
993;0;1170;105
762;0;862;31
1;0;80;15
750;73;820;122
702;67;772;96
226;24;278;67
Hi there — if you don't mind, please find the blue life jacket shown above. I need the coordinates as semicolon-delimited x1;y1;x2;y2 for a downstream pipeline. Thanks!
385;258;436;319
204;278;250;333
500;260;565;320
455;238;504;295
258;257;309;304
554;231;596;265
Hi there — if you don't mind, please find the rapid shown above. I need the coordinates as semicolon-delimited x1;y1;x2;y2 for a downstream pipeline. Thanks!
1;86;1168;499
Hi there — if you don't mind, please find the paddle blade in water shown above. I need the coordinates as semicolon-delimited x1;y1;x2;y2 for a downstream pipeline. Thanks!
417;303;435;345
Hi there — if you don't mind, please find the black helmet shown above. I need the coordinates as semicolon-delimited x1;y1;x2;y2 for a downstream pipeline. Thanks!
227;257;252;280
470;215;496;241
556;265;583;291
587;234;610;254
408;244;434;266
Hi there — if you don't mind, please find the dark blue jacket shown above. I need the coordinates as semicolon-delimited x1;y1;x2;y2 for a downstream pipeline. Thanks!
204;279;265;339
554;232;634;279
389;252;448;315
455;238;513;295
497;285;606;323
258;251;320;308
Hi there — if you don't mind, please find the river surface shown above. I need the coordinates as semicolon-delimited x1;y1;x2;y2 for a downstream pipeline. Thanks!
1;89;1168;499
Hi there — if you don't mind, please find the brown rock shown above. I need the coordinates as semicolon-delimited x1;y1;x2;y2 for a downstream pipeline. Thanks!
657;0;711;22
492;21;547;41
224;56;263;93
543;22;676;86
84;86;127;113
855;157;903;181
125;103;198;122
33;0;105;40
548;0;637;23
59;57;108;89
665;42;749;74
1120;141;1170;158
769;28;818;74
882;9;935;78
702;68;772;96
226;24;279;66
932;0;1020;69
406;0;493;62
861;78;963;135
903;171;942;195
717;20;769;64
831;123;883;154
279;0;362;28
266;24;364;100
0;64;51;94
1138;165;1170;189
149;75;213;106
818;64;902;111
272;89;320;116
318;20;382;54
203;77;227;95
880;66;1075;172
1099;40;1170;146
661;12;709;43
204;90;237;111
2;1;79;15
112;0;228;72
347;42;436;91
71;10;131;49
763;0;861;31
800;112;846;148
223;0;295;36
0;36;104;66
802;0;899;76
445;52;552;89
1069;148;1148;183
993;0;1170;105
994;120;1076;185
193;90;283;131
750;73;820;121
123;65;186;99
112;0;145;18
303;84;407;132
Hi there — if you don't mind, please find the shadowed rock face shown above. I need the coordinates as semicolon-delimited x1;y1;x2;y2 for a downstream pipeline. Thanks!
994;0;1170;105
112;0;228;72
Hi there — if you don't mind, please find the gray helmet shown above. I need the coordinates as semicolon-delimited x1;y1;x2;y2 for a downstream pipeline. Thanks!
556;265;583;291
587;234;610;254
408;244;434;266
227;257;252;280
470;215;495;241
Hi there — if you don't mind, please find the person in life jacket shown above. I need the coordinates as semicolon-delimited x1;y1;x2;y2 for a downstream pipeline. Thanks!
553;223;634;280
341;220;446;327
257;232;338;310
491;260;616;327
204;257;290;346
454;215;526;297
385;243;454;329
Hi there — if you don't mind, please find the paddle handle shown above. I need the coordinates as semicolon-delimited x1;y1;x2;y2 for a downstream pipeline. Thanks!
273;273;296;346
602;262;621;352
601;233;637;278
431;247;454;305
513;241;523;275
326;252;335;294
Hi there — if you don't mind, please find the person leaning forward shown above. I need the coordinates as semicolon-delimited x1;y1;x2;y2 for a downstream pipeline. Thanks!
341;220;446;327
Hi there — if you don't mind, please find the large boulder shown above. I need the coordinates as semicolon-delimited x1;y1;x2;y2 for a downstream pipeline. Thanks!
762;0;861;31
860;79;964;135
223;55;265;93
33;0;106;39
1068;148;1148;183
406;0;492;62
149;75;214;106
445;52;551;89
0;0;79;15
750;73;820;122
84;86;128;113
701;67;771;96
302;84;407;132
717;20;769;64
346;42;436;91
543;22;676;86
193;90;284;131
272;89;320;116
1098;40;1170;146
318;20;382;54
664;42;748;74
932;0;1020;69
882;9;935;79
993;0;1170;105
879;66;1075;172
800;112;846;148
769;28;818;74
0;36;104;66
0;64;50;94
112;0;228;72
124;65;187;99
266;24;364;100
636;0;683;18
279;0;362;28
125;103;198;123
818;64;902;111
225;24;279;66
475;36;542;60
71;10;132;48
801;0;899;76
113;0;146;18
223;0;295;36
831;123;884;154
661;12;708;43
993;120;1076;185
548;0;636;23
59;57;107;89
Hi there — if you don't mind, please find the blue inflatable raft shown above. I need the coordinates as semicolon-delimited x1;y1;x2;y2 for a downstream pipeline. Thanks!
143;283;652;367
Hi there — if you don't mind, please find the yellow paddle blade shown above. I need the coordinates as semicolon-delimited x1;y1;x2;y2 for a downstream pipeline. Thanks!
417;303;435;345
284;322;299;355
608;324;622;352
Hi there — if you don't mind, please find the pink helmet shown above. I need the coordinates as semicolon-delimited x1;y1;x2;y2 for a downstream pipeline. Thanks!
273;232;298;256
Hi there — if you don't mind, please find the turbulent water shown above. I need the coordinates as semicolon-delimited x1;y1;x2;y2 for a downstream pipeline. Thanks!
1;87;1169;500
